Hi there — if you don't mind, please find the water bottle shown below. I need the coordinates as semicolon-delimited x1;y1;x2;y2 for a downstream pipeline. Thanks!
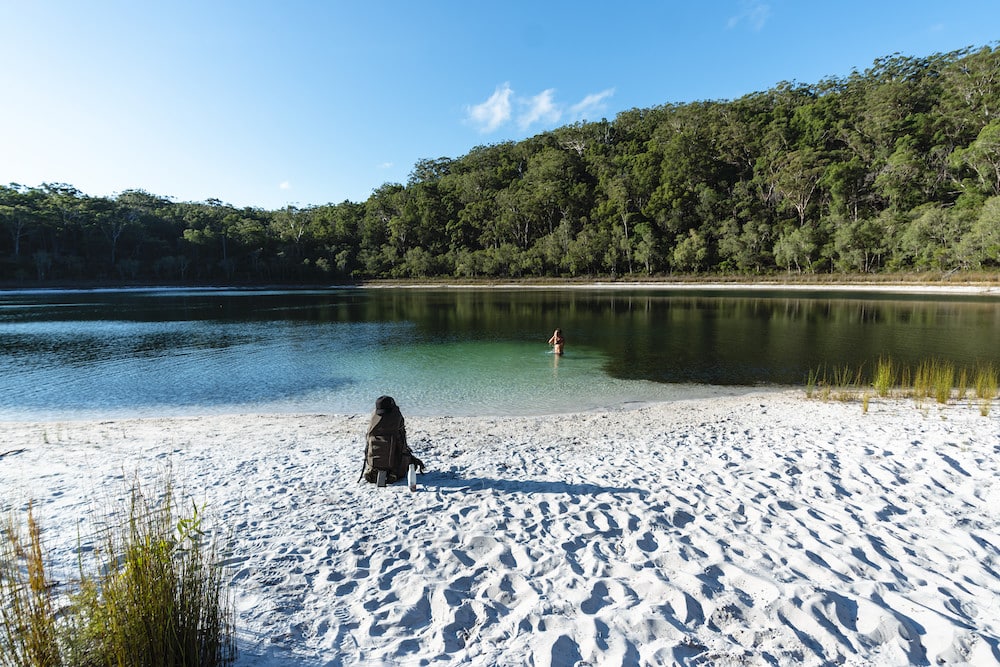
407;464;417;491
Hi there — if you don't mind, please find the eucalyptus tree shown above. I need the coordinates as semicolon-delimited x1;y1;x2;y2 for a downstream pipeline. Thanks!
895;204;975;271
447;143;515;256
180;201;228;277
359;183;404;275
0;184;41;260
959;195;1000;267
39;183;85;261
401;157;459;274
307;201;364;277
105;190;172;272
951;120;1000;197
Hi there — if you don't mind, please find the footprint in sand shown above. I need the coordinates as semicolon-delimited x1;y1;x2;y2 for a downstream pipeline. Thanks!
636;531;658;552
580;581;611;615
549;634;583;666
671;509;695;528
334;580;357;596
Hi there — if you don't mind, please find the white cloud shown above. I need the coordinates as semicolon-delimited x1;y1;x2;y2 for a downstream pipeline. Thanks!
569;88;615;121
378;162;394;169
467;84;615;133
467;83;513;133
518;89;561;129
727;1;770;31
279;181;292;190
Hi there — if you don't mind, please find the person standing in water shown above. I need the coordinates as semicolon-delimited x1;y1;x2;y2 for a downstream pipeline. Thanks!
548;328;565;355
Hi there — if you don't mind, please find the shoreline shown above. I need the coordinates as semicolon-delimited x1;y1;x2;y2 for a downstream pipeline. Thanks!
0;383;769;425
364;280;1000;296
2;278;999;297
3;391;999;666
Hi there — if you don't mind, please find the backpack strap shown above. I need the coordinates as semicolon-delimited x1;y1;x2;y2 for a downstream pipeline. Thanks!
357;455;367;483
358;429;369;483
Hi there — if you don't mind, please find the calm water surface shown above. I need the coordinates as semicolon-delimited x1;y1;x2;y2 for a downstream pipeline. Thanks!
0;287;996;418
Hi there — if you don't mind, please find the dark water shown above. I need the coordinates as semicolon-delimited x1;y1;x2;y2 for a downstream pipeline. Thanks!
0;287;996;418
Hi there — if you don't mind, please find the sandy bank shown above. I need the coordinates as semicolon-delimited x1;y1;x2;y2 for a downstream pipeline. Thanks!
2;390;999;665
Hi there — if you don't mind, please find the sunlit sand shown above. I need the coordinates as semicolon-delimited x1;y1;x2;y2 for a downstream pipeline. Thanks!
3;388;998;665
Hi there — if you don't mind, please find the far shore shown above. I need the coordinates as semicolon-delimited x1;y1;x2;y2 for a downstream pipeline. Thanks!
2;274;999;296
361;279;1000;296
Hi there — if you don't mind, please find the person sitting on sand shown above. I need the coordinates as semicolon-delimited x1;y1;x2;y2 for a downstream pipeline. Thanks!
548;328;565;355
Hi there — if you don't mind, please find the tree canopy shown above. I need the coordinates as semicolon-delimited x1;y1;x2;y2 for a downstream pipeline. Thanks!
3;45;1000;283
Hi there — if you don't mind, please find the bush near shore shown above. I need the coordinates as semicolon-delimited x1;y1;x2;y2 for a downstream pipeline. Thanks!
0;475;235;667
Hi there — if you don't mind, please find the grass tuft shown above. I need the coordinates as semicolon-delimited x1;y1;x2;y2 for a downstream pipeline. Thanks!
975;362;997;416
975;362;998;400
805;358;997;416
0;502;61;667
872;357;895;398
1;474;236;667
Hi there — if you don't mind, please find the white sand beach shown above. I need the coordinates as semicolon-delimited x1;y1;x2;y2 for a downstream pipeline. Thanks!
2;389;999;666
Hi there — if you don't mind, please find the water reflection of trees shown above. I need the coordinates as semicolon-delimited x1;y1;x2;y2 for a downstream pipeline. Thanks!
4;288;996;387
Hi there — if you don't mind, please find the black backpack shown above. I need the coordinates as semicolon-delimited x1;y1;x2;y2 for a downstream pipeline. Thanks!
360;396;425;485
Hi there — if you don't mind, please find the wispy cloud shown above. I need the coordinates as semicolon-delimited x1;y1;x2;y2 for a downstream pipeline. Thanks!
467;83;513;133
378;161;394;169
518;89;561;129
467;85;615;134
569;88;615;121
279;181;292;190
727;1;771;31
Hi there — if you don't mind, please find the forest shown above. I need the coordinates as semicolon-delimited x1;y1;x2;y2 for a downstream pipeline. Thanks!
2;45;1000;284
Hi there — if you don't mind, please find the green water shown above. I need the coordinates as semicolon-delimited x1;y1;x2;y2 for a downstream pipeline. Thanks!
0;286;996;418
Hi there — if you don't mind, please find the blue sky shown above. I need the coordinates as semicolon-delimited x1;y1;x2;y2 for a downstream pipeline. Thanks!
1;1;998;210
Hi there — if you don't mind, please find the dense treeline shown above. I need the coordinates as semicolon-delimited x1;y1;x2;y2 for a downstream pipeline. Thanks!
3;45;1000;284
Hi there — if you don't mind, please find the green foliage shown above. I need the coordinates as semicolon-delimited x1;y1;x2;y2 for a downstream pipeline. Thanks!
976;364;998;398
912;358;956;403
73;478;235;666
0;477;236;667
3;45;1000;282
872;357;895;397
806;358;997;415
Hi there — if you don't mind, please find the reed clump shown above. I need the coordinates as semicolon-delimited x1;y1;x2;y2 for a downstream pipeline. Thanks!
805;358;998;415
0;475;236;667
975;362;998;416
0;502;60;667
872;357;895;398
807;363;867;402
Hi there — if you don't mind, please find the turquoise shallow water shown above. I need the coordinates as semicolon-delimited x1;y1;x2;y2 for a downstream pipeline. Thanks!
0;314;693;419
315;337;696;416
1;286;996;419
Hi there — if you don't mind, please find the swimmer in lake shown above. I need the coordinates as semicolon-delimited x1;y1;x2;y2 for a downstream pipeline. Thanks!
548;328;565;355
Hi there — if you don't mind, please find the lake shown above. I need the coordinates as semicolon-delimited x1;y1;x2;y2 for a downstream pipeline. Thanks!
0;286;996;419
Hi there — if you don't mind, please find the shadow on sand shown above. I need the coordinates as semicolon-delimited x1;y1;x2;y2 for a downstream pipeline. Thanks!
418;472;643;497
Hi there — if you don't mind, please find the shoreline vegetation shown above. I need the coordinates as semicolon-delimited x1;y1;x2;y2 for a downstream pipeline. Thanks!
1;272;999;292
807;358;998;416
1;475;236;667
